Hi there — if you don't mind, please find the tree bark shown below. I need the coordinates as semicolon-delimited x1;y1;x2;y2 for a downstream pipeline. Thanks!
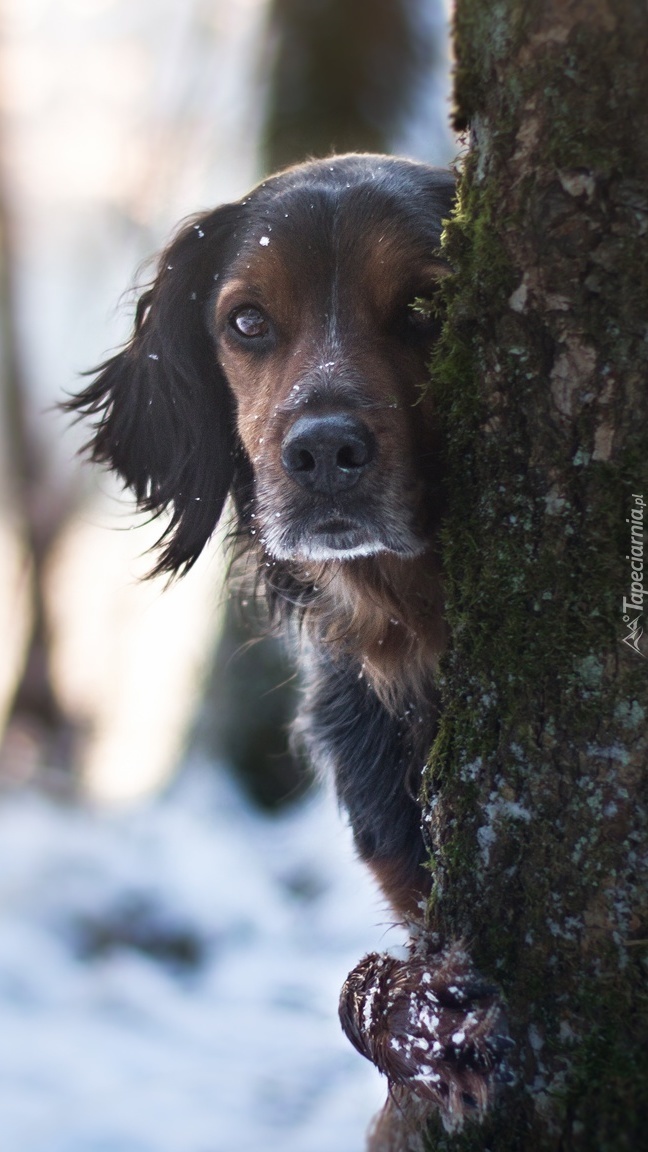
418;1;648;1149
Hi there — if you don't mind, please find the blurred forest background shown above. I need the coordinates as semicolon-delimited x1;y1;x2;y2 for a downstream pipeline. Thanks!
0;0;454;803
0;2;455;1150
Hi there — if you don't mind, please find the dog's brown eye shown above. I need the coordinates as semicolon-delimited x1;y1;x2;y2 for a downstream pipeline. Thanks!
408;297;438;332
230;307;269;339
405;294;440;338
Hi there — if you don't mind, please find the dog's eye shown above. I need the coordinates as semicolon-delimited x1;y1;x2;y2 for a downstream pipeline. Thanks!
230;306;269;339
408;296;440;336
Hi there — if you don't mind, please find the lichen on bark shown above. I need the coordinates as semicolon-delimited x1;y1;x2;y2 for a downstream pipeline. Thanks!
420;1;648;1149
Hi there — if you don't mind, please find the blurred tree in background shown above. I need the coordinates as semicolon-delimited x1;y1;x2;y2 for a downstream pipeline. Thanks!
0;0;262;798
263;0;439;169
0;98;77;787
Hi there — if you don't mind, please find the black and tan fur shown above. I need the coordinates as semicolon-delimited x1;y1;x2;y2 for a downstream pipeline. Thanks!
67;154;516;1137
68;153;454;919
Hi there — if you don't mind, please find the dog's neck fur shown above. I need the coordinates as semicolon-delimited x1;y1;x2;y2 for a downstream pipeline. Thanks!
270;550;447;713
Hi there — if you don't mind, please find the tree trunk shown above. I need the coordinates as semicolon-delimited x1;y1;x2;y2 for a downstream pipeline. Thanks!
0;104;75;785
262;0;438;170
418;1;648;1149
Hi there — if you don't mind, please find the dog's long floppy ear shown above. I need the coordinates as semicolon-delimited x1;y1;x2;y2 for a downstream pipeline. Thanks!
65;203;243;576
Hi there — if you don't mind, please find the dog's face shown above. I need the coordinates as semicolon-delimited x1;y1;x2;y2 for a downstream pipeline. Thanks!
213;167;452;562
68;155;455;574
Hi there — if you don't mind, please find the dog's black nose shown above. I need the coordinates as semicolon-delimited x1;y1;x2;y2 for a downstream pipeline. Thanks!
281;413;375;493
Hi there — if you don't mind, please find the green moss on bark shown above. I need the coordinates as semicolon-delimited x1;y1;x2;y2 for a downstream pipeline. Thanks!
418;1;648;1148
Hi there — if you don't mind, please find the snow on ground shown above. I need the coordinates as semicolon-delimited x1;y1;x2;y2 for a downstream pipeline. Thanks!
0;764;405;1152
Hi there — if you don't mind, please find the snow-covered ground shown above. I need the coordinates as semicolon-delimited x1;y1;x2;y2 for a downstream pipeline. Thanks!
0;765;406;1152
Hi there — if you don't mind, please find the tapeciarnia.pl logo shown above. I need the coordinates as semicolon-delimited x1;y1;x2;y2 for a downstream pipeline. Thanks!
621;493;646;658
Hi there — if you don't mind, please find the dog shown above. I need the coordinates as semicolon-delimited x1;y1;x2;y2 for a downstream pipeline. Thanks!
67;154;511;1137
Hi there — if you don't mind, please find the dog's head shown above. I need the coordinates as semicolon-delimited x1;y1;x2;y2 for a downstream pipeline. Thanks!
68;154;455;574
